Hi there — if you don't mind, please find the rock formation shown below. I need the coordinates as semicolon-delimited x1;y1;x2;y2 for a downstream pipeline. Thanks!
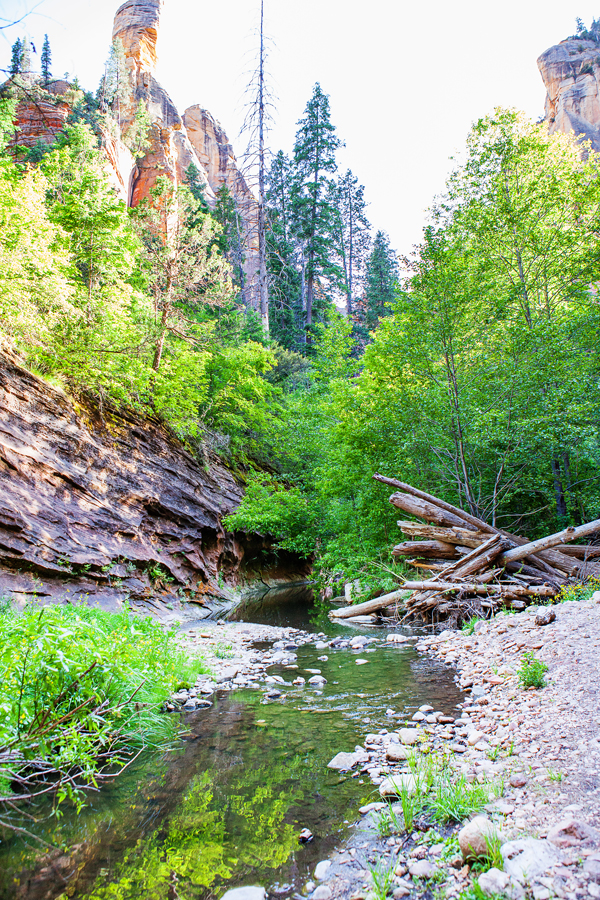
0;349;307;613
3;0;258;294
538;38;600;150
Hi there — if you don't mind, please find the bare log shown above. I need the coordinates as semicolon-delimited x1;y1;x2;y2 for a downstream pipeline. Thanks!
399;580;556;597
389;492;469;528
550;544;600;559
374;474;485;531
330;589;411;619
439;534;506;579
392;540;458;559
499;519;600;566
398;521;488;548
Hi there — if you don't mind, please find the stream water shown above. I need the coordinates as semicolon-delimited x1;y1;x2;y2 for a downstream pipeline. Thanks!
0;587;462;900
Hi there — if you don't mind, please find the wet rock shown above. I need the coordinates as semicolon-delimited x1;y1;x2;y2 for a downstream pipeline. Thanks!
459;816;497;860
293;677;306;686
359;802;386;815
314;860;332;880
309;675;327;685
299;828;313;843
387;634;409;643
386;745;408;762
478;868;510;896
315;641;329;649
398;728;420;745
312;887;332;900
265;690;281;699
501;838;562;883
409;860;438;879
411;712;425;722
328;751;361;771
221;888;266;900
379;774;418;798
535;608;557;626
356;659;369;666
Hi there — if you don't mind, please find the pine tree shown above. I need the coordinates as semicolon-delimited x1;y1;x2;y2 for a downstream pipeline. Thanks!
334;169;370;317
291;83;341;342
363;230;399;330
41;34;52;85
10;39;22;76
98;39;129;125
266;151;303;348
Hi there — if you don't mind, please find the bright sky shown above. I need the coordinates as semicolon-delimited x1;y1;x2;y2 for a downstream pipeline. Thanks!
1;0;598;256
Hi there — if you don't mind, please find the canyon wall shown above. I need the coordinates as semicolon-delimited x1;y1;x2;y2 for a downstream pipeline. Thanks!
538;38;600;150
0;350;306;615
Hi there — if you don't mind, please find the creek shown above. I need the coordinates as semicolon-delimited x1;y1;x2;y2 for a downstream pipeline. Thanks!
0;586;462;900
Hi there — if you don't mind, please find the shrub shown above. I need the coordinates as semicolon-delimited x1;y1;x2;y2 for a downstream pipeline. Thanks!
0;601;208;827
517;651;548;689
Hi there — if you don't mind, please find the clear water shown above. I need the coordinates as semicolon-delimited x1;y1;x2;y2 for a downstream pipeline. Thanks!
0;588;462;900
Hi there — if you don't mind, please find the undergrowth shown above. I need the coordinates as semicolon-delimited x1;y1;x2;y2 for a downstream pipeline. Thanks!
0;601;208;836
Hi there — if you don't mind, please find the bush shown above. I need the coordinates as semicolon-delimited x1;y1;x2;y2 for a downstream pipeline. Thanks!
0;601;207;826
517;651;548;689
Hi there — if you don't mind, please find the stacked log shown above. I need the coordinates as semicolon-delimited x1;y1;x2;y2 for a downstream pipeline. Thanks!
330;474;600;622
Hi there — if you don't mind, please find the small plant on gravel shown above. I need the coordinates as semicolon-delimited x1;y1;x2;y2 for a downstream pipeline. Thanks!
547;768;563;782
429;772;498;824
214;642;234;659
470;828;504;873
461;617;481;635
376;802;403;837
368;854;396;900
399;781;425;832
517;652;548;689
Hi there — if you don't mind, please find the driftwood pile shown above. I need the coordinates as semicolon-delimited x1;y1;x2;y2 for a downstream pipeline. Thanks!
331;474;600;623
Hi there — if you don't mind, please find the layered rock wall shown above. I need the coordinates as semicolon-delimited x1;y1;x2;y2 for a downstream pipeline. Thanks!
538;38;600;150
0;350;303;612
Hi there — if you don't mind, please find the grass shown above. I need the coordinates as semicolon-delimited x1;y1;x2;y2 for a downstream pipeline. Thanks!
368;854;397;900
429;771;500;824
214;642;234;659
517;652;548;689
0;600;208;834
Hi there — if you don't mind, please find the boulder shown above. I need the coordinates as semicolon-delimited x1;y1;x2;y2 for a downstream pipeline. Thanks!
386;744;408;762
535;608;556;626
547;817;600;848
501;838;562;883
398;728;420;745
408;860;437;879
458;816;497;860
327;751;362;771
314;860;331;880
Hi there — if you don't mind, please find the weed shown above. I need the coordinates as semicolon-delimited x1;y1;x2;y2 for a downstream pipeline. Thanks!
376;802;403;837
399;781;425;832
547;768;563;783
368;854;396;900
487;744;501;761
461;617;481;635
557;576;599;604
429;772;497;824
214;642;234;659
517;652;548;689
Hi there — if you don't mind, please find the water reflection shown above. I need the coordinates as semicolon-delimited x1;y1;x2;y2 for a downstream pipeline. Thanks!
1;589;462;900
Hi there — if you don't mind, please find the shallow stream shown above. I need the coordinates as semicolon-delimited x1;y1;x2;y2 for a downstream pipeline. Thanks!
0;587;462;900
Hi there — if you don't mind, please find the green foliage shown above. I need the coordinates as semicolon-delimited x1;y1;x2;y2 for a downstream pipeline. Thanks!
517;652;548;689
123;100;152;159
359;229;399;334
368;855;397;900
429;771;496;824
0;602;208;820
10;39;23;76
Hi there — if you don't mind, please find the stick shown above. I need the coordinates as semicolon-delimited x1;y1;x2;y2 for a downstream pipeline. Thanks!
330;589;411;619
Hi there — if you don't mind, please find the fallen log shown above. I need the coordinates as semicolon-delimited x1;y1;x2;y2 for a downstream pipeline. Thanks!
389;492;469;529
392;540;458;559
398;580;556;596
553;544;600;559
330;589;411;619
397;521;489;548
374;474;486;532
499;518;600;566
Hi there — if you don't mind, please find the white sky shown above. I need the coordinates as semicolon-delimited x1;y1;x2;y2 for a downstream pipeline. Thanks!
1;0;598;255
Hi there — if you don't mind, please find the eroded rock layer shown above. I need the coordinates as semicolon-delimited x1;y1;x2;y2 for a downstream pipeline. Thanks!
0;351;304;611
538;38;600;150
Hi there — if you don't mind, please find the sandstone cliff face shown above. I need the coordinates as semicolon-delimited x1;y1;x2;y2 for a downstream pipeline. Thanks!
0;351;306;614
538;39;600;150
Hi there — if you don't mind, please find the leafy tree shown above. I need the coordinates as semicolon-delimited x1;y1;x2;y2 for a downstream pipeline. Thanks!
291;83;341;341
122;99;152;159
40;33;51;84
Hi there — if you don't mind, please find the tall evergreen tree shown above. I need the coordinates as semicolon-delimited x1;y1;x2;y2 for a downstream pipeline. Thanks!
40;34;51;85
266;151;303;348
334;169;370;317
291;83;341;342
98;39;129;125
10;39;22;76
363;230;399;330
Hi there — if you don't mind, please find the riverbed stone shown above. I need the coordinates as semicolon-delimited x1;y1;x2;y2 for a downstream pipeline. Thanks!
459;816;496;860
501;838;562;883
535;608;556;626
221;888;266;900
398;728;420;745
478;868;510;896
379;773;418;798
309;675;327;685
312;887;332;900
409;860;438;879
328;751;360;771
315;860;332;880
386;744;408;762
